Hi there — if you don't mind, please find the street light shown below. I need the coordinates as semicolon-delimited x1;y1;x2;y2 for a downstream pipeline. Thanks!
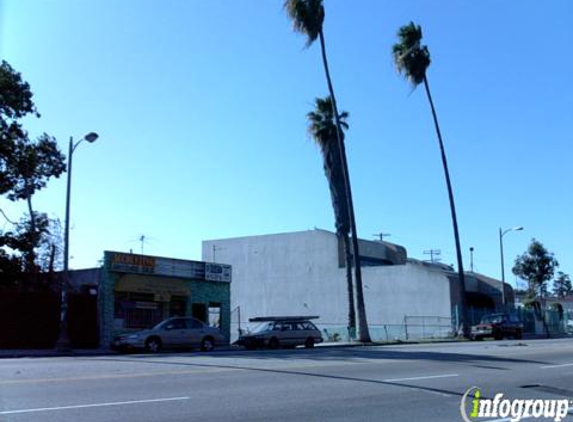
55;132;99;351
499;226;524;310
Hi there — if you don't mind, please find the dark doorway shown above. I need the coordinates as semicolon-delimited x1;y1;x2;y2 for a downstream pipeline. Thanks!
192;303;207;323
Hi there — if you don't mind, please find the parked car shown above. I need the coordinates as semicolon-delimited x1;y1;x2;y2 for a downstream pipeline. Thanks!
470;313;524;340
237;316;323;350
111;316;226;353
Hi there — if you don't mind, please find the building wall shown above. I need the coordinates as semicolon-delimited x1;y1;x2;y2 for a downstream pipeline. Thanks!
203;229;452;341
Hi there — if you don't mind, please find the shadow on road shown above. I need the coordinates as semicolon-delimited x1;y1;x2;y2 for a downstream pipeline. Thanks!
85;346;550;399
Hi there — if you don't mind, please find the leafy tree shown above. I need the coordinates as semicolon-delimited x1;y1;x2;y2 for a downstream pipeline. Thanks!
1;60;39;195
307;96;355;336
513;239;559;337
512;239;559;298
392;22;469;337
0;60;65;274
0;213;50;272
285;0;371;342
4;135;65;233
553;271;571;298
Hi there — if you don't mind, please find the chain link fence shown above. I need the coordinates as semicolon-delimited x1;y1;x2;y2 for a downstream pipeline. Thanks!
318;316;454;343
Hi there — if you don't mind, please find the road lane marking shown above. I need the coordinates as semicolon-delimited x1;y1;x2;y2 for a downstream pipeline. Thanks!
383;374;459;382
539;363;573;369
0;368;234;385
483;406;573;422
0;396;190;415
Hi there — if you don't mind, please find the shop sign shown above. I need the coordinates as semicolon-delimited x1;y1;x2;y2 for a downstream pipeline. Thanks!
205;263;232;282
106;251;231;283
110;253;156;274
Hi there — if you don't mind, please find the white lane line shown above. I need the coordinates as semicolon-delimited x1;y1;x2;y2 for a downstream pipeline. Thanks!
539;363;573;369
383;374;459;383
484;406;573;422
0;396;189;415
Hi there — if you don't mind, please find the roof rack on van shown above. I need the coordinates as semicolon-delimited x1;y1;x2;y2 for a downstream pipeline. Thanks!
248;316;319;322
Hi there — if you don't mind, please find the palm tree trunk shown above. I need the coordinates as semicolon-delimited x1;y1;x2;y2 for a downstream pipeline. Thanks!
319;30;371;342
342;233;356;338
423;76;469;338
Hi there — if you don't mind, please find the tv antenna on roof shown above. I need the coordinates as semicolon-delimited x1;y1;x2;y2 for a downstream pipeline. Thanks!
423;249;441;263
373;232;391;242
129;234;155;255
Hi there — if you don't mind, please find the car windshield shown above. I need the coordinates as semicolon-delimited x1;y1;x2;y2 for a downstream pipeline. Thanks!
152;320;172;330
480;315;504;324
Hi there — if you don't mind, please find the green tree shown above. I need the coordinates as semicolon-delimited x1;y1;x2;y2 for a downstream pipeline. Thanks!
307;96;355;336
513;239;559;298
392;22;469;336
284;0;370;342
0;60;65;273
1;60;38;196
0;213;49;272
513;239;559;337
552;272;571;298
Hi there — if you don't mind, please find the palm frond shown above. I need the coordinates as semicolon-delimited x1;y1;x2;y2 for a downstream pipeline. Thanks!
392;21;431;86
306;96;349;148
284;0;324;46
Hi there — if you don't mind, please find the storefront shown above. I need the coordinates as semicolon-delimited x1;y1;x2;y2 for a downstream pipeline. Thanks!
99;251;231;347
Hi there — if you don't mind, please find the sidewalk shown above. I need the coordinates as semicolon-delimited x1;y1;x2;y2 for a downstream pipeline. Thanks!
1;335;569;359
0;339;456;359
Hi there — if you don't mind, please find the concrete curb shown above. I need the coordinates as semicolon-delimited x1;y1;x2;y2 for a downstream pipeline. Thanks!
0;339;458;359
1;335;570;359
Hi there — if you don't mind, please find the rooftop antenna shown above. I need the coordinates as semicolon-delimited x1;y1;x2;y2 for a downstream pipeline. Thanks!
129;234;155;255
373;232;391;242
423;249;441;263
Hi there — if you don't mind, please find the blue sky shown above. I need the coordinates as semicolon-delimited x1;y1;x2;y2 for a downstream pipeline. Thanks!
1;1;571;289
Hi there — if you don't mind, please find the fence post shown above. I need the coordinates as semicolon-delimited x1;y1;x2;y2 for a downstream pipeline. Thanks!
404;316;409;341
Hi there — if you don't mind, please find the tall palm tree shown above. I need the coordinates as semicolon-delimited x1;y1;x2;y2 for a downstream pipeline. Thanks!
392;22;469;337
285;0;371;342
307;96;355;336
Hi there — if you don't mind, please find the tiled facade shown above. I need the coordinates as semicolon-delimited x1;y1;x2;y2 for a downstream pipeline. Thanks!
99;251;231;347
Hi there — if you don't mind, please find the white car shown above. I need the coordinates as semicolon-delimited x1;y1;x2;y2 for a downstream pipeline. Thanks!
111;317;226;353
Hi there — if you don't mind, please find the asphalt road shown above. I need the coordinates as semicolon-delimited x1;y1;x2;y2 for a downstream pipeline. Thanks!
1;339;573;422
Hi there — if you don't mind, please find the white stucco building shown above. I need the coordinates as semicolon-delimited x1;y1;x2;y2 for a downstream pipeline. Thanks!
202;229;455;342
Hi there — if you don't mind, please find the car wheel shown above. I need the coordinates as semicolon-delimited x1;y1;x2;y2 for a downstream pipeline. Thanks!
269;337;279;349
493;331;503;341
515;329;523;340
145;337;162;353
305;337;315;349
201;336;215;352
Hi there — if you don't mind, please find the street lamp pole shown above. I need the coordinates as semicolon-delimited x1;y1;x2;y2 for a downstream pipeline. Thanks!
499;226;523;311
55;132;98;351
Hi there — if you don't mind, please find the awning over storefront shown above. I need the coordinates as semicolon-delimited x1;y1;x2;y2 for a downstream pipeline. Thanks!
114;274;191;297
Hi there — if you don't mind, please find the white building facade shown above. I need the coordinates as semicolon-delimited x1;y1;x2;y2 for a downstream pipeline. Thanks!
202;229;453;342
